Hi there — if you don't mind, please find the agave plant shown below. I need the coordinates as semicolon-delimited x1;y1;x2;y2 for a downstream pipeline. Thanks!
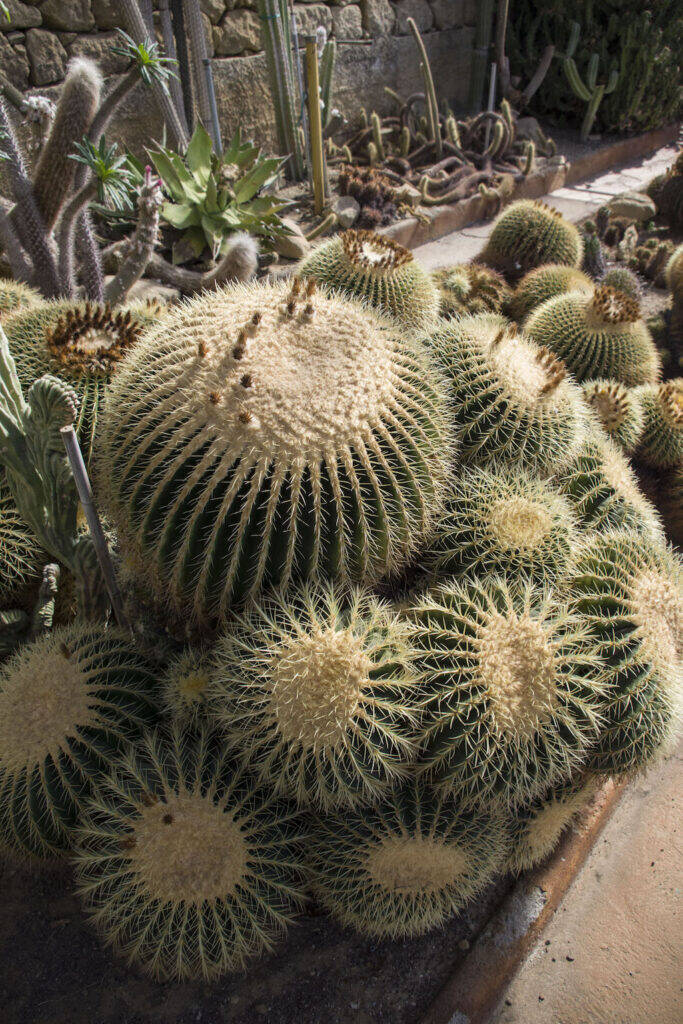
147;124;289;260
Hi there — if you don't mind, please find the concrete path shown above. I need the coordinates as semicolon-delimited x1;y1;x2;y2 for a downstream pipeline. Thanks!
491;742;682;1024
413;144;679;271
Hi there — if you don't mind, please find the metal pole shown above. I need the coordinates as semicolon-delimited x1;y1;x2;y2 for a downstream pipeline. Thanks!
60;426;129;630
202;57;222;155
304;36;325;214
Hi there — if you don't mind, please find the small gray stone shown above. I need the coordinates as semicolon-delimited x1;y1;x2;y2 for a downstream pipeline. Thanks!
200;0;226;23
213;9;261;55
294;4;333;38
332;195;360;228
0;32;29;88
90;0;122;31
67;31;130;75
362;0;395;36
40;0;95;33
394;0;434;34
430;0;464;31
608;191;657;223
332;4;362;38
273;217;311;260
25;27;67;85
0;2;41;31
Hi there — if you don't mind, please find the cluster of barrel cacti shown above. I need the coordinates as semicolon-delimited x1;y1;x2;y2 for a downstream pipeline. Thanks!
0;197;680;986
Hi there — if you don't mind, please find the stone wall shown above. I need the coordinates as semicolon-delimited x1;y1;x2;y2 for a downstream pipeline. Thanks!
1;0;478;150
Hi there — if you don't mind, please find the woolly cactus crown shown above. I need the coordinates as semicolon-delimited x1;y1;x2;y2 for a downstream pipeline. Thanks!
98;279;450;626
507;264;593;322
525;286;660;386
481;200;584;277
582;379;644;453
299;229;439;332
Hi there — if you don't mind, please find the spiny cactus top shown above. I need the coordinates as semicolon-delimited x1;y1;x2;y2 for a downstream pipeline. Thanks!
409;579;606;808
582;379;644;453
506;774;600;874
634;380;683;470
431;263;511;320
0;474;44;605
507;264;593;323
525;286;661;386
427;462;578;588
433;313;587;473
74;726;307;980
0;279;41;320
0;625;158;857
566;531;682;776
299;230;439;333
159;647;214;724
98;280;451;626
309;781;506;938
209;584;421;810
602;266;641;301
480;200;584;277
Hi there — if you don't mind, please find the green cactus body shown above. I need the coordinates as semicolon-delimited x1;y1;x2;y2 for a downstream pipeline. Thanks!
634;380;683;469
554;430;664;545
0;625;158;857
602;266;641;301
209;584;421;810
299;230;439;333
74;726;307;980
506;774;600;874
665;244;683;352
480;200;584;278
507;264;593;323
309;781;506;938
97;280;451;626
0;280;41;320
432;314;587;473
661;464;683;548
581;227;606;281
427;463;578;588
567;531;682;776
525;285;661;386
3;300;160;461
0;474;45;605
409;579;606;808
431;263;511;320
582;379;644;453
159;647;214;725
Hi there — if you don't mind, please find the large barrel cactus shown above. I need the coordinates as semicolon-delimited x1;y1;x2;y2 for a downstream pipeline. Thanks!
634;380;683;469
582;379;644;454
506;773;600;874
480;200;584;278
0;474;45;605
507;264;593;323
98;280;450;626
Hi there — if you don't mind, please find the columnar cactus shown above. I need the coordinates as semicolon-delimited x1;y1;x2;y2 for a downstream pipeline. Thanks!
0;625;158;857
97;280;451;626
525;286;660;386
582;379;644;453
432;314;587;473
567;531;682;776
209;584;421;809
431;263;511;320
507;264;593;323
480;200;584;278
634;380;683;469
74;726;307;980
506;774;600;874
409;579;606;808
299;231;439;333
309;781;506;938
427;463;578;588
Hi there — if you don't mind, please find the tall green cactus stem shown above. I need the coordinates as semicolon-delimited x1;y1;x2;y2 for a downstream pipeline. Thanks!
522;140;535;176
319;38;336;131
97;280;450;626
468;0;495;114
0;624;159;857
181;0;212;140
370;112;385;162
105;168;163;307
563;22;619;141
0;324;107;619
258;0;305;181
407;17;442;160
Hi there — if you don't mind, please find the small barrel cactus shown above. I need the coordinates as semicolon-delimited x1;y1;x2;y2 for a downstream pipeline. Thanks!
665;244;683;353
634;380;683;469
431;263;511;320
506;774;600;874
432;313;587;473
159;647;214;724
602;266;641;301
525;285;661;386
209;584;421;810
97;280;450;626
409;579;606;809
581;221;606;280
299;230;439;333
73;726;307;980
567;531;682;776
0;280;42;320
480;200;584;278
507;264;593;323
554;430;664;545
0;625;158;857
309;781;506;938
0;474;45;605
582;379;644;453
427;462;578;588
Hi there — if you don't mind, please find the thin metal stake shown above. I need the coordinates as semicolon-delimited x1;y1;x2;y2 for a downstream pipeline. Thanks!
202;57;222;155
60;426;129;630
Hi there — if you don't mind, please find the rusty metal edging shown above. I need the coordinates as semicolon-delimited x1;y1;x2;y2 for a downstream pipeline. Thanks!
419;778;628;1024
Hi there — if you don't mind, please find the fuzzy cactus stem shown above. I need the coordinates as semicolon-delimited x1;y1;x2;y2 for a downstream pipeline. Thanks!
105;167;162;306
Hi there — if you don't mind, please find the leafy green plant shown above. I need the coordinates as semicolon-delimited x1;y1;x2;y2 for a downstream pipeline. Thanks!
148;124;289;260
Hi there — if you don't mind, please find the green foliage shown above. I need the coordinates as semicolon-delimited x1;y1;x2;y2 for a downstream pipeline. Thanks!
148;124;289;259
111;29;178;88
70;136;135;211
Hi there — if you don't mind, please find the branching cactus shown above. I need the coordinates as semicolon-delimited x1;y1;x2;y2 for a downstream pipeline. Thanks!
97;280;451;627
563;21;619;141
